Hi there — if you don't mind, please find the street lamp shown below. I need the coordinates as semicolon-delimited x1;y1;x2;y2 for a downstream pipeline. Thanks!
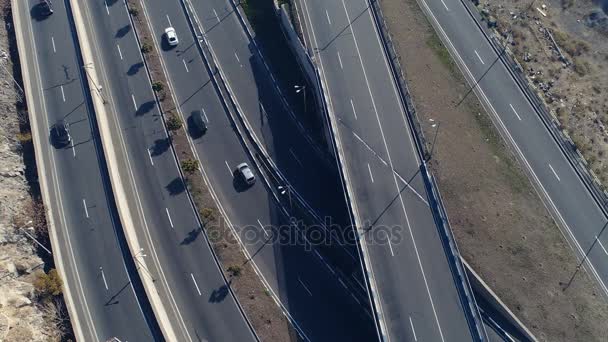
133;248;155;282
82;63;107;104
278;185;293;209
294;85;307;114
18;220;52;255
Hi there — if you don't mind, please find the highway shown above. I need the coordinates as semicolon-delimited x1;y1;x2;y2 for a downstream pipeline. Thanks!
74;0;258;340
15;0;159;340
296;0;479;341
416;0;608;295
130;0;377;339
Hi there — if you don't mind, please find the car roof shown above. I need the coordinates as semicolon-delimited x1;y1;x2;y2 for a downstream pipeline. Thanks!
237;163;248;170
165;27;175;34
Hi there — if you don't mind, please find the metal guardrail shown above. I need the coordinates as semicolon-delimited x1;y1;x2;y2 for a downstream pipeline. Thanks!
458;0;608;219
365;0;486;340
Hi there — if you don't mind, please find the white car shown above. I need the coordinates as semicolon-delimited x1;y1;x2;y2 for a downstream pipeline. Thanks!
236;163;255;186
164;27;178;46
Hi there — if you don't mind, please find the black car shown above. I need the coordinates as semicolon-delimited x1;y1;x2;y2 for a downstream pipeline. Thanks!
39;0;54;16
51;120;70;147
191;110;208;134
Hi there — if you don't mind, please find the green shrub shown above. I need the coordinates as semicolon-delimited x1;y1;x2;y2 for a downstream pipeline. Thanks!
152;82;164;92
141;43;152;54
166;115;182;131
128;7;139;17
34;269;62;298
227;265;242;277
181;159;199;173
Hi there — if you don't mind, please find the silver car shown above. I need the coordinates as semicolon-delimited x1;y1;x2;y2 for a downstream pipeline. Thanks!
236;163;255;185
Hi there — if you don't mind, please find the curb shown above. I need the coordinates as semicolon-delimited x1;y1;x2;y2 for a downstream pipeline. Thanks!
461;258;538;342
66;0;178;340
9;0;85;340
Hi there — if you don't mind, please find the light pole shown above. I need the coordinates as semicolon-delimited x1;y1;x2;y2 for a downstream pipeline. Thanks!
278;185;293;209
18;220;52;255
82;63;107;104
294;85;307;114
133;248;155;282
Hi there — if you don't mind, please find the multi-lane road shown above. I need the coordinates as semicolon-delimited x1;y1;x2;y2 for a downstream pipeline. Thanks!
72;0;258;340
15;0;159;340
418;0;608;295
128;0;377;339
296;0;480;340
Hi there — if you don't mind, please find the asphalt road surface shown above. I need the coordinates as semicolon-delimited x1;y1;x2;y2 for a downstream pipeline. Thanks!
296;0;478;340
418;0;608;297
19;0;159;340
76;0;257;340
129;0;377;339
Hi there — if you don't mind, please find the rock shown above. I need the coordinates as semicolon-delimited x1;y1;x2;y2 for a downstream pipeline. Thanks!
14;296;31;308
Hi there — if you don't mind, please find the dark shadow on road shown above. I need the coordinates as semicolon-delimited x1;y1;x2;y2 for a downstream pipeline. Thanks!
127;62;144;76
115;24;131;38
104;281;131;306
166;177;186;196
150;137;170;156
136;100;156;116
180;227;201;245
208;283;230;303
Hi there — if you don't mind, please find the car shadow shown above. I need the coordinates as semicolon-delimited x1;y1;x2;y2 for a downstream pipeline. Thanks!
115;24;131;38
165;177;185;196
30;3;52;22
232;172;252;193
160;38;177;52
150;137;170;156
187;113;205;139
180;227;201;245
127;62;144;76
135;100;155;116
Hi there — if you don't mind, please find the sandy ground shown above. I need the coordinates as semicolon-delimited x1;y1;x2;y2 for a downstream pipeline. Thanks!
479;0;608;187
377;0;608;340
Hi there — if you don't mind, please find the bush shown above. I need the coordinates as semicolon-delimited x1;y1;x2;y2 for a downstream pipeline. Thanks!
141;43;152;54
181;159;199;173
152;82;164;92
34;269;63;298
227;265;242;277
128;7;139;17
200;207;216;222
574;59;591;76
166;115;182;131
16;131;32;143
